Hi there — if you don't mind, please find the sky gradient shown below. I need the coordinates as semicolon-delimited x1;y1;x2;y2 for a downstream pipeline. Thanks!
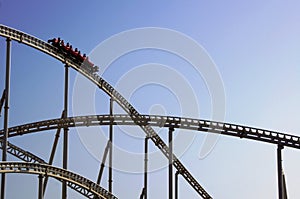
1;1;300;198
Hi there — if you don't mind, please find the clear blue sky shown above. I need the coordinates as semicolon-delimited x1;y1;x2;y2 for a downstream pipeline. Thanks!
1;0;300;198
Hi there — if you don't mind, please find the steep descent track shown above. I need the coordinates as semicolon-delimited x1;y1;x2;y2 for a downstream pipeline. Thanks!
0;162;117;199
2;114;300;149
0;25;211;198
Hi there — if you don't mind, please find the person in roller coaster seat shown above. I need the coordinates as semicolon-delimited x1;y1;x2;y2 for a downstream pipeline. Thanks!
77;51;85;62
67;45;73;54
72;48;78;55
47;38;55;43
65;42;70;50
47;38;99;72
60;40;65;47
47;37;60;47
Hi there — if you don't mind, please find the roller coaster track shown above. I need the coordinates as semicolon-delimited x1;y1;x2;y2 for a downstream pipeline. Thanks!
0;141;114;198
0;141;46;163
0;25;211;198
0;25;118;199
0;162;117;199
2;114;300;150
2;114;300;199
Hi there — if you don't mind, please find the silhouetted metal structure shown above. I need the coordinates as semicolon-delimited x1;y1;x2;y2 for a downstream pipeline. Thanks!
283;172;288;199
0;162;117;199
1;37;11;199
0;24;296;198
62;63;69;199
278;145;283;199
109;98;114;193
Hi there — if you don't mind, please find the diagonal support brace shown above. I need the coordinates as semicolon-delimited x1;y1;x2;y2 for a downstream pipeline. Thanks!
43;111;64;195
97;140;110;185
0;90;5;116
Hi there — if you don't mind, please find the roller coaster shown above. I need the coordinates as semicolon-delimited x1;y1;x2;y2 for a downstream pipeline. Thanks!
0;24;296;198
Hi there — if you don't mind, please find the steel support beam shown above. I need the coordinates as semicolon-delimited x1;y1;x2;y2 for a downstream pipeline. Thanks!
96;141;110;185
1;38;11;199
144;136;149;199
169;127;174;199
277;144;284;199
0;25;213;198
0;90;5;116
38;175;43;199
282;172;288;199
43;111;64;195
108;98;113;193
175;171;180;199
62;64;69;199
139;188;145;199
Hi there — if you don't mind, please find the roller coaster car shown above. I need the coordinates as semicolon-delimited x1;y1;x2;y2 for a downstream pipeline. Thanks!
82;58;100;73
48;38;99;73
63;43;71;52
83;56;93;67
70;48;79;57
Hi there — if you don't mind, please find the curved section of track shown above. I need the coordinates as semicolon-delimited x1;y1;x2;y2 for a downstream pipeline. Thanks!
0;141;46;163
0;24;211;198
2;114;300;149
0;162;117;199
0;141;110;198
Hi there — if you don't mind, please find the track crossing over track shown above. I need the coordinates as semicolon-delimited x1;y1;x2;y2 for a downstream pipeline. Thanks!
0;26;119;199
0;24;211;198
2;114;300;150
0;162;117;199
0;141;115;198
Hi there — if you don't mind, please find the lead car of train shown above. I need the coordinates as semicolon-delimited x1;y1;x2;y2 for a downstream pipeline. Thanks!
48;38;99;74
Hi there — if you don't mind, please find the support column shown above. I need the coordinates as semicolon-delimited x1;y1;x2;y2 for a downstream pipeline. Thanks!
277;144;283;199
169;127;174;199
282;172;288;199
97;141;110;185
108;98;113;193
139;188;145;199
62;64;69;199
144;136;149;199
1;38;11;199
38;175;44;199
43;111;64;195
175;171;180;199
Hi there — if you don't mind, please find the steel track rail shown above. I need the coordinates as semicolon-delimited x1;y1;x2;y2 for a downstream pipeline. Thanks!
0;24;211;198
0;141;46;163
0;25;116;199
0;141;110;198
0;162;117;199
1;114;300;150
